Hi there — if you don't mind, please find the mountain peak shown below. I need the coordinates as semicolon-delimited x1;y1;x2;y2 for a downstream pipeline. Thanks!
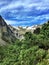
0;15;3;20
0;16;16;45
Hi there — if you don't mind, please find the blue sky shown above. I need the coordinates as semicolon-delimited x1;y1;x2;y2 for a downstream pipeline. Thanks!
0;0;49;26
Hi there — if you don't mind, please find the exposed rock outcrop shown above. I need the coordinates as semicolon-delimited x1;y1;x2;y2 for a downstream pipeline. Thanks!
0;16;16;45
8;25;24;40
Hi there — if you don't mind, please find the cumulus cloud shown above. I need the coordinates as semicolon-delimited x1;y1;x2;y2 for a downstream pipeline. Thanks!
0;0;49;26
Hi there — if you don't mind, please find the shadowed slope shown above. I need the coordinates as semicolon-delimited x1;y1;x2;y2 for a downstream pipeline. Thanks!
0;16;16;45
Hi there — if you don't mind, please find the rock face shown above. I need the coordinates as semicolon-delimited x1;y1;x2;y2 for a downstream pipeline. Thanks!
0;16;16;45
15;25;42;35
8;25;24;40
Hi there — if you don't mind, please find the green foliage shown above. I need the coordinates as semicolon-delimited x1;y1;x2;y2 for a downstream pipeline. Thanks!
36;49;46;61
0;21;49;65
34;27;40;34
36;59;49;65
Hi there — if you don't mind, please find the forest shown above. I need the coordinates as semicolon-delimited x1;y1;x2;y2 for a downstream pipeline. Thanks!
0;21;49;65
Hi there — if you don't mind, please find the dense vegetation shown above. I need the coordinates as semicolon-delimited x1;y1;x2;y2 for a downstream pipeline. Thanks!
0;21;49;65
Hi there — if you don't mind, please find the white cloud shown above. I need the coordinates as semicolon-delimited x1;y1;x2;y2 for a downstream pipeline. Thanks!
0;0;49;12
0;0;49;26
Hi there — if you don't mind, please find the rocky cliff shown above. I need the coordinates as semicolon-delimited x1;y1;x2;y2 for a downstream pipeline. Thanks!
0;16;16;45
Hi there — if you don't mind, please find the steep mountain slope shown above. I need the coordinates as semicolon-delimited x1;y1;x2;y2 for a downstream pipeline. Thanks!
0;16;16;45
0;29;6;45
8;25;24;40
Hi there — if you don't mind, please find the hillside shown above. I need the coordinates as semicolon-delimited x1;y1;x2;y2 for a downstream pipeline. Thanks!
0;20;49;65
15;25;42;35
8;25;42;40
0;16;16;45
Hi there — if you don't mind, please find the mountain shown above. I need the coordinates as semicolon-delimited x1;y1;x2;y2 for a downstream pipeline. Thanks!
0;16;16;45
8;25;40;40
15;25;42;35
8;25;24;40
0;15;42;45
